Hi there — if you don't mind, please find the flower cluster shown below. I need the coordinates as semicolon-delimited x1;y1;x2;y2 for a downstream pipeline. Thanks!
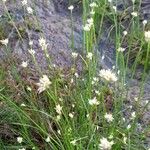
36;75;51;93
144;31;150;42
99;69;117;82
99;137;114;150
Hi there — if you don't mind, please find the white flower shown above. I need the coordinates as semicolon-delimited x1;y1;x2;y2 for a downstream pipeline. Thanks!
99;69;117;82
27;7;33;14
2;0;7;3
86;52;93;60
27;86;32;91
108;0;112;2
90;2;98;8
57;130;61;135
21;0;27;6
72;52;78;58
144;31;150;42
56;115;61;121
123;31;128;36
112;6;117;12
70;139;77;145
21;103;26;107
102;55;105;60
117;47;125;52
0;38;8;46
131;112;136;120
74;72;79;78
28;48;35;55
39;37;48;50
131;12;138;17
70;78;74;83
29;40;33;46
55;104;62;115
87;18;94;26
90;9;95;15
95;90;101;95
36;75;51;93
143;20;147;26
134;97;138;101
69;113;74;118
99;137;114;150
68;5;74;11
45;136;50;142
123;136;127;144
104;113;114;122
89;97;99;106
83;24;91;31
17;137;23;143
19;148;26;150
127;124;131;130
21;61;28;68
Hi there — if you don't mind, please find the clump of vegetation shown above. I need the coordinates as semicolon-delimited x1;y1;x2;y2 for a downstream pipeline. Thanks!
0;0;149;150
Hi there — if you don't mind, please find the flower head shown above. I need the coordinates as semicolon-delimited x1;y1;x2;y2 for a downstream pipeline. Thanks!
0;38;8;46
17;137;23;143
55;104;62;115
99;69;117;82
27;7;33;14
39;37;48;50
45;136;50;142
70;139;77;146
89;97;99;106
72;52;78;58
131;12;138;17
123;31;128;36
36;75;51;93
28;48;35;55
99;137;114;150
21;0;27;6
117;47;125;52
21;61;28;68
68;5;74;11
104;113;114;122
90;2;98;8
143;20;147;26
144;31;150;42
86;52;93;60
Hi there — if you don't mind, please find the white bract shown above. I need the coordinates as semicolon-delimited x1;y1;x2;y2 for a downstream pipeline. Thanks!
99;137;114;150
36;75;51;93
